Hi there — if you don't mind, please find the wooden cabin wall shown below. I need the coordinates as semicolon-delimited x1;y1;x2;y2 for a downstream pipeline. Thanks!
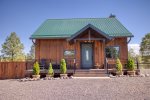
106;37;128;61
35;37;128;69
35;39;81;67
93;40;104;68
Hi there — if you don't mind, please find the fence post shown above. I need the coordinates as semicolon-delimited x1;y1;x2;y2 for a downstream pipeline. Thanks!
136;58;139;69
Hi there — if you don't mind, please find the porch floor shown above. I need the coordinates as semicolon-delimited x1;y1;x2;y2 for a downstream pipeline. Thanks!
25;69;140;77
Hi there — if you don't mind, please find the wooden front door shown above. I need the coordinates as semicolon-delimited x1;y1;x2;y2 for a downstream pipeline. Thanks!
81;43;93;69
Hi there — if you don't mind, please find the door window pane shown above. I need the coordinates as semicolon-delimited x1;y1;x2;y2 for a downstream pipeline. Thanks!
86;50;89;61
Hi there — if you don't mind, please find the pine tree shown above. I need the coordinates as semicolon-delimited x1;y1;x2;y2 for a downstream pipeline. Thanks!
60;59;67;74
33;61;40;75
48;63;54;75
27;44;35;60
116;58;122;74
1;32;24;61
140;33;150;62
127;58;135;71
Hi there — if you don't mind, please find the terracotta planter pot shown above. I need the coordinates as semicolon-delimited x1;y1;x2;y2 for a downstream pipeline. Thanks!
116;71;123;75
60;74;67;78
46;74;53;78
32;75;40;78
127;71;135;76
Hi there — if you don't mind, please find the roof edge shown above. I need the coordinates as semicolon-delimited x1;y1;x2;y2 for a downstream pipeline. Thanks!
67;24;112;41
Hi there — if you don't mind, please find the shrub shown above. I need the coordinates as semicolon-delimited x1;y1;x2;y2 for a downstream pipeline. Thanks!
48;63;54;75
33;61;40;75
127;58;135;71
60;59;67;74
116;58;122;73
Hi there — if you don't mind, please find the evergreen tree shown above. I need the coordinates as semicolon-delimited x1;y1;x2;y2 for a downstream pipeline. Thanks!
27;44;35;60
140;33;150;62
1;32;24;61
116;58;122;74
60;59;67;74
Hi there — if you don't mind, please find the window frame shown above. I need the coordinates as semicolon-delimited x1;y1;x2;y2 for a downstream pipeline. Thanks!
105;46;120;59
63;50;75;58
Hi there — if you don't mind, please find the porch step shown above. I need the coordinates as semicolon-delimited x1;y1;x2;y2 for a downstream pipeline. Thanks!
74;69;108;77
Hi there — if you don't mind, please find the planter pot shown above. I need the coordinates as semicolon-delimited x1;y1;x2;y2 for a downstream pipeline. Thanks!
127;71;135;76
46;74;53;78
116;71;123;76
60;74;67;78
32;75;40;79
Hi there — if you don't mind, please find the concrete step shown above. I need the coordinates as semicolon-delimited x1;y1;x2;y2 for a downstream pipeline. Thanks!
74;69;108;77
75;72;106;74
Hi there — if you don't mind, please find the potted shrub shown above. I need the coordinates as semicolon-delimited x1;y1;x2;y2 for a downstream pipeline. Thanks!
32;61;40;78
60;59;67;78
127;58;135;75
116;58;123;75
46;63;54;78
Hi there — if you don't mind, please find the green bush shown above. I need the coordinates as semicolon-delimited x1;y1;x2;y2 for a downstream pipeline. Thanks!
48;63;54;75
127;58;135;71
116;58;122;73
60;59;67;74
33;61;40;75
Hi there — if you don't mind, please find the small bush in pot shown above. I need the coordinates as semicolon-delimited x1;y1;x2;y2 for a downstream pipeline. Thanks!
116;58;123;75
32;61;40;78
46;63;54;77
60;59;67;78
127;58;135;75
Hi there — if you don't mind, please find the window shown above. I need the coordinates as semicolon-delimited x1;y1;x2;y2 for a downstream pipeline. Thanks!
105;46;119;58
64;50;75;58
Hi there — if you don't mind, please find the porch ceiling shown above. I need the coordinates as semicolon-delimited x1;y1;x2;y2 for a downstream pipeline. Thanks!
67;24;112;42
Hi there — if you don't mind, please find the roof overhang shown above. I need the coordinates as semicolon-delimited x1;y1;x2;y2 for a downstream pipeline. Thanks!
67;24;112;41
30;36;69;39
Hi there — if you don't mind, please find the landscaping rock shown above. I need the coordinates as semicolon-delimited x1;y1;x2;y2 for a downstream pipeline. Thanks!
0;77;149;100
109;74;116;78
69;76;74;79
139;74;145;77
145;74;150;77
54;78;60;80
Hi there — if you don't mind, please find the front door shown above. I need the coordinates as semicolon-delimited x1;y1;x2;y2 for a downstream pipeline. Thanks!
81;43;93;69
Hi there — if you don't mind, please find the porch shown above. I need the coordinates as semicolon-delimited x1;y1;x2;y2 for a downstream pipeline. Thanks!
25;58;140;77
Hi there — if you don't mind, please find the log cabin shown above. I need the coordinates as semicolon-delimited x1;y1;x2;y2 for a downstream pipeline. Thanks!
30;16;133;76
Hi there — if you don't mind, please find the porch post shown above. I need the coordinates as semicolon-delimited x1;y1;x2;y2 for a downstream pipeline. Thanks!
74;39;77;73
103;39;108;74
88;30;91;42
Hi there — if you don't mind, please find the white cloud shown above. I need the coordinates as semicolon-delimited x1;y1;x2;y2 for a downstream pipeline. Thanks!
128;43;140;55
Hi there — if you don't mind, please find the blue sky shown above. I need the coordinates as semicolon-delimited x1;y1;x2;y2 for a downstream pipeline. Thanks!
0;0;150;54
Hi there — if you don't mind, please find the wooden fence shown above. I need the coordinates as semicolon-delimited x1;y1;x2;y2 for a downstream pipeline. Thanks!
0;62;26;79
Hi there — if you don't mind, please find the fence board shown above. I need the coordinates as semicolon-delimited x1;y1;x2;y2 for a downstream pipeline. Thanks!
0;62;26;79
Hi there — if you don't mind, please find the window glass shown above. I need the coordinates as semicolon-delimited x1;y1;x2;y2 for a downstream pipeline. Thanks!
105;46;119;58
86;50;89;61
64;50;75;58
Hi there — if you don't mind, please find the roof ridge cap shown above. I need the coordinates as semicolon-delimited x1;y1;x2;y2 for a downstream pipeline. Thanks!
46;17;115;20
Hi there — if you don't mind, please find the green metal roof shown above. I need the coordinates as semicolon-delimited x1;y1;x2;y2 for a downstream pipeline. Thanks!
30;18;133;39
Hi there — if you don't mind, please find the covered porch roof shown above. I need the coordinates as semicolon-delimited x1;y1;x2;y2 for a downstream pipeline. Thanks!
67;24;112;42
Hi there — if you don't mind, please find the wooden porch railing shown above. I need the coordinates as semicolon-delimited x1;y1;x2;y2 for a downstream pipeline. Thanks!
25;58;77;73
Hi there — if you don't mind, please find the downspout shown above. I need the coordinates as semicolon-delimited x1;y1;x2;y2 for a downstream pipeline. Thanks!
127;36;132;44
32;39;36;45
127;36;133;62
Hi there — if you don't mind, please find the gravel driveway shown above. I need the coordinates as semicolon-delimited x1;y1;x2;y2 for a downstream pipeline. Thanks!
0;77;149;100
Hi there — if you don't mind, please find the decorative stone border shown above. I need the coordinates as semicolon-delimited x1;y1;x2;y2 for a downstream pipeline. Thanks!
19;76;74;82
109;73;150;78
